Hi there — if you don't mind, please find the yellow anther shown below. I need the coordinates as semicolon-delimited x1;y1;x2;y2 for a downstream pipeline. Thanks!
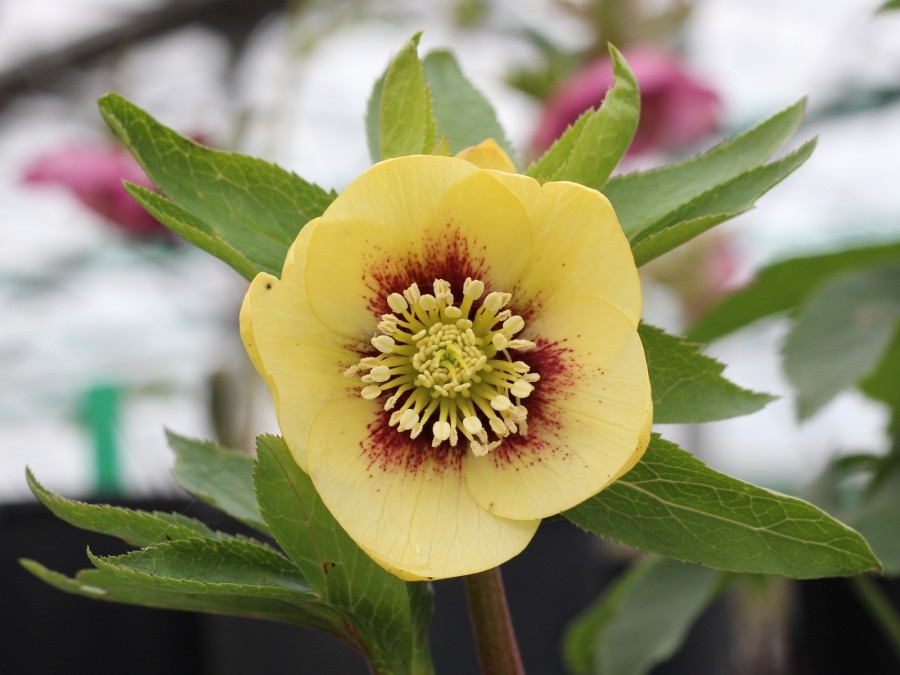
387;293;408;313
432;421;452;443
419;294;438;311
361;385;382;400
503;315;525;334
491;395;513;411
398;409;419;430
463;277;485;299
372;335;396;353
462;416;483;435
510;380;534;398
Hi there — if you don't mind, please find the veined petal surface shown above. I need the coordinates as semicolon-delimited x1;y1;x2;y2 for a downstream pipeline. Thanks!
306;397;540;580
463;295;651;520
241;222;358;470
304;160;531;339
487;173;642;326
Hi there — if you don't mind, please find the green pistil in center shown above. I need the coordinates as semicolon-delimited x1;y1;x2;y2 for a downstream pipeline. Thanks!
346;277;539;456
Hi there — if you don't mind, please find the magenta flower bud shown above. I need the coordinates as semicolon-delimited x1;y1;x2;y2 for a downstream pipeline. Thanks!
532;47;720;157
22;145;167;239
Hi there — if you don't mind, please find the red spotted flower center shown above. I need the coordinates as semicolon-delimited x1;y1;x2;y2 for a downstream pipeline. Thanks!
346;277;540;456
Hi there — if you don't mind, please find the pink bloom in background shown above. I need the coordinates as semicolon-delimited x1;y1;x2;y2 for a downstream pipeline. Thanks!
23;145;167;239
532;47;720;157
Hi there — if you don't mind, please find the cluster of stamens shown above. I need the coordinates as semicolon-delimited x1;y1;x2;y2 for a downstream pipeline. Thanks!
346;277;539;456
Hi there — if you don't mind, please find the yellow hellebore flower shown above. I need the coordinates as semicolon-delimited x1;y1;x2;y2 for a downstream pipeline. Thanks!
240;139;652;580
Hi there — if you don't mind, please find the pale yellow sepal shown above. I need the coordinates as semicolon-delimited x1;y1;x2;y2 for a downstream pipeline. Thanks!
306;397;540;580
462;295;651;520
455;138;517;173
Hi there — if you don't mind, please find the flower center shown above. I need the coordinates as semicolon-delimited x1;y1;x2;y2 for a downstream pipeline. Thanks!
346;277;539;456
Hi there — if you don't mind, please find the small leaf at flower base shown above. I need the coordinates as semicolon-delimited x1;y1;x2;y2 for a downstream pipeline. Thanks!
527;45;639;188
21;559;336;629
253;435;434;675
604;99;806;239
98;94;336;278
565;435;882;578
782;262;900;419
879;0;900;11
378;33;434;160
422;50;518;165
167;432;269;534
564;556;726;675
688;240;900;343
26;468;215;545
640;324;775;423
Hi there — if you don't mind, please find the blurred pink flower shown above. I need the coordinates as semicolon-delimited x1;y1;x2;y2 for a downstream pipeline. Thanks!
532;47;720;157
22;145;167;239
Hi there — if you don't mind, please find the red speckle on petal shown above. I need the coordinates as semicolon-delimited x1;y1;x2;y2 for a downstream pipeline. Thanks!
361;413;465;477
490;336;577;467
364;224;491;317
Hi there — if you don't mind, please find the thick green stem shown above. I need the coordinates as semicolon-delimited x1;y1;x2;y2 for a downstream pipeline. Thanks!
849;575;900;664
464;567;525;675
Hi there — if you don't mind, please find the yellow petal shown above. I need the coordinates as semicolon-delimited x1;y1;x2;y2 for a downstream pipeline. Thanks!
455;139;517;173
304;160;532;338
305;397;540;580
487;173;642;328
240;220;358;471
463;295;650;520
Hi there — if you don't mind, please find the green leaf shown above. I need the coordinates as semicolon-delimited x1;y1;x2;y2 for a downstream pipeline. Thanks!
366;72;386;163
623;136;815;263
604;99;806;239
878;0;900;11
640;324;775;423
89;537;346;632
842;464;900;575
378;33;433;160
126;184;258;280
20;560;335;629
89;537;309;594
632;213;735;267
167;431;269;534
565;435;882;578
564;556;725;675
98;93;335;279
689;240;900;343
26;468;214;546
631;139;816;250
526;111;590;181
782;263;900;419
90;537;306;594
422;50;517;163
860;326;900;433
526;45;639;188
254;435;434;675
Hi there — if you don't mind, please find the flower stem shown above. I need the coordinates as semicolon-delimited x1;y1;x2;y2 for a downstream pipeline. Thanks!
464;566;525;675
849;575;900;663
